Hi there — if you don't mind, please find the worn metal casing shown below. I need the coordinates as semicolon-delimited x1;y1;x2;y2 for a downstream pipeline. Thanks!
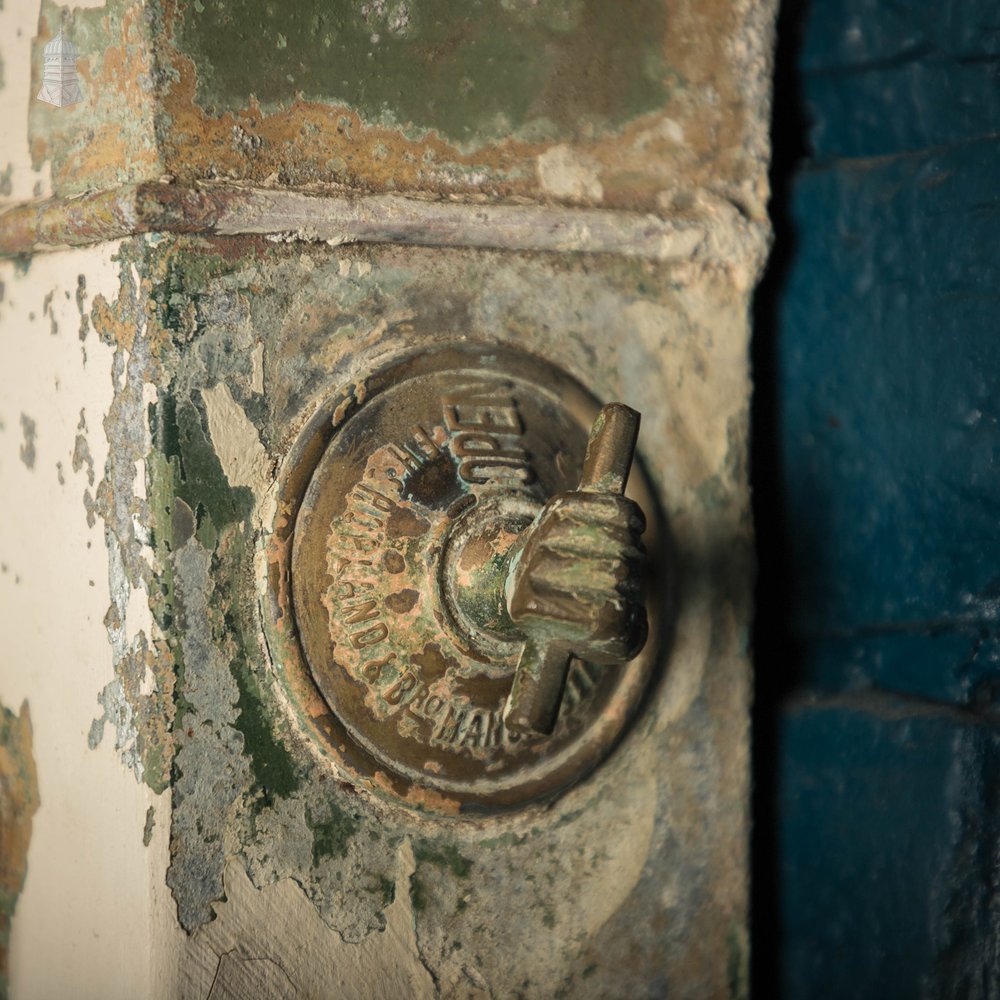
141;236;754;995
0;0;773;993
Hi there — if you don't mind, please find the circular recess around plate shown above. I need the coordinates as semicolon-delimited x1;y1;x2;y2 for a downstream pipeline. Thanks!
268;344;666;813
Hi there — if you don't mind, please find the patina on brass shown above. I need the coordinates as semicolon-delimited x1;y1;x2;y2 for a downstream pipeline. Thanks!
503;404;647;738
286;345;662;810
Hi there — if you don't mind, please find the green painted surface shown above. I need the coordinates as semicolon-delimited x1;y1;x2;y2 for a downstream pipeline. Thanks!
413;841;473;878
230;612;304;806
308;803;359;864
176;0;669;145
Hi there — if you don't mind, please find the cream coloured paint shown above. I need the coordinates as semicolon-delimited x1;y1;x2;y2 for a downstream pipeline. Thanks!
0;5;185;994
0;243;185;1000
0;0;51;206
0;241;457;999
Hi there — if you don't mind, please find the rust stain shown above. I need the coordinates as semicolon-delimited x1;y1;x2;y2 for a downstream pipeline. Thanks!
26;0;765;218
65;131;134;188
91;288;139;354
154;0;747;213
154;0;761;215
91;252;172;361
0;701;40;991
32;8;162;193
160;49;529;194
371;769;462;817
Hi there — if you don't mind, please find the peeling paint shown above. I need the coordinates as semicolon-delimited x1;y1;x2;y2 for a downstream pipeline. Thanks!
72;409;95;486
201;381;271;495
0;237;183;996
167;537;252;930
81;238;400;937
75;273;89;341
142;805;156;847
181;844;435;998
41;288;55;336
17;414;35;469
87;250;175;793
23;0;776;219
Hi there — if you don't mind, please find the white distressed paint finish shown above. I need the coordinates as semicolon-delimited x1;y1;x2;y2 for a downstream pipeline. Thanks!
0;243;185;999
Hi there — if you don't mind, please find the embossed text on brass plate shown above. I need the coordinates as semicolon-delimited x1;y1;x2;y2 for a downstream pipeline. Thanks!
283;346;665;811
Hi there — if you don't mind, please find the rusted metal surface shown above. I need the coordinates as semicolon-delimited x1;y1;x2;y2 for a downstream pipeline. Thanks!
283;346;661;810
25;0;774;226
0;181;736;264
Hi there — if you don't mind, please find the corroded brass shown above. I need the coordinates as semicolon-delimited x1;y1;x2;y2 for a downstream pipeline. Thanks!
286;345;663;809
503;404;648;738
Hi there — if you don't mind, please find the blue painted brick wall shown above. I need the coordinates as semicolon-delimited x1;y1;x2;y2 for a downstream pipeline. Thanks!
760;0;1000;995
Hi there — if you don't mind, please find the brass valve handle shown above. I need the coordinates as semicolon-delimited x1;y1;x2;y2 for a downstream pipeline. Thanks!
502;404;648;738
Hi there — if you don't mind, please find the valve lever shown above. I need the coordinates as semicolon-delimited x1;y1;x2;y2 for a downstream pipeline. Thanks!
503;403;643;738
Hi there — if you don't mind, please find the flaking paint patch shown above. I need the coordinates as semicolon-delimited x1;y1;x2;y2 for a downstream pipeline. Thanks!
181;842;435;999
75;274;89;342
87;247;175;793
167;536;252;930
201;381;271;495
0;700;38;997
129;238;403;937
17;414;35;469
142;805;156;847
0;241;188;996
72;409;95;486
41;289;55;336
537;145;604;203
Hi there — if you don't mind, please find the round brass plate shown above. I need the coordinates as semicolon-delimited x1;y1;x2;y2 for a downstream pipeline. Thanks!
280;345;663;811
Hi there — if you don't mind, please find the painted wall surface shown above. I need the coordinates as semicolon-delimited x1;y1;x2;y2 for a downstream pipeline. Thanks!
758;0;1000;995
0;245;186;1000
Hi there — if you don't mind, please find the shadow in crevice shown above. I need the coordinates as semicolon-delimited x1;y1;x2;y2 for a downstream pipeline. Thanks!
750;0;813;995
